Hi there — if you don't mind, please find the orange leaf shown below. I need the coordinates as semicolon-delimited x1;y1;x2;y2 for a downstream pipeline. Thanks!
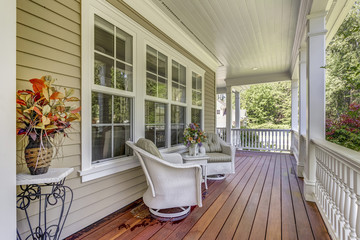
33;106;43;116
70;107;81;114
29;78;46;93
50;92;65;100
16;99;26;106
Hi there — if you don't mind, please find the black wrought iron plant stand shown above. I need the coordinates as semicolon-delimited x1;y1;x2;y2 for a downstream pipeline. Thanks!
17;178;73;240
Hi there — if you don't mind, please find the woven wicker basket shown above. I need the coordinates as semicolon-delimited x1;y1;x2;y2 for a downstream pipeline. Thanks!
25;137;53;175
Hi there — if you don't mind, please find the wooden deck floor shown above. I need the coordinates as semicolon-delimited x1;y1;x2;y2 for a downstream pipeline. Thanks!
66;151;330;240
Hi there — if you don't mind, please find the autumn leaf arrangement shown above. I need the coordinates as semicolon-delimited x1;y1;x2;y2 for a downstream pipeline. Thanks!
16;75;81;147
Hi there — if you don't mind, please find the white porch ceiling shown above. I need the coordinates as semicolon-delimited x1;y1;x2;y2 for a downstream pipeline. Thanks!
150;0;301;88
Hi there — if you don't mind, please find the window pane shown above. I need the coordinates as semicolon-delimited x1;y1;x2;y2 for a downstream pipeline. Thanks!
192;90;197;106
196;92;202;106
197;75;202;90
94;53;114;88
158;77;168;99
172;61;179;83
145;101;167;148
171;105;186;146
172;83;186;103
192;72;197;89
114;96;131;123
92;126;112;162
114;125;131;157
115;61;133;91
92;92;112;124
146;73;157;97
180;65;186;85
191;108;202;127
94;16;114;57
146;46;157;74
116;27;132;63
158;52;168;77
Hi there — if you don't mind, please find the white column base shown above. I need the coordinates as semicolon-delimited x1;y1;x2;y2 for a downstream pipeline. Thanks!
297;164;304;178
304;176;316;202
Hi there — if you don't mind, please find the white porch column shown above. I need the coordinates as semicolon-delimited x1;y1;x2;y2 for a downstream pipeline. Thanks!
234;91;240;128
291;78;299;154
0;0;16;238
298;46;307;178
226;86;232;143
304;13;327;201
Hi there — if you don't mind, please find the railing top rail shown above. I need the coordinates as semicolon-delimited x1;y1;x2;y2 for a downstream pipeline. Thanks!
231;128;291;132
311;138;360;173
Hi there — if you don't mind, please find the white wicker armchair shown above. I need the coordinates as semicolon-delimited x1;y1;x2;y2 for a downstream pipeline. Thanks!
126;140;203;220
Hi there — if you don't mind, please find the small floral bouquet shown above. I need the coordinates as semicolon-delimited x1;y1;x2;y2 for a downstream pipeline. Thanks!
16;75;81;141
183;123;207;147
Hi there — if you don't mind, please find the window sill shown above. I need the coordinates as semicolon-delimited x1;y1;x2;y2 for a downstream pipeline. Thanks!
79;156;141;182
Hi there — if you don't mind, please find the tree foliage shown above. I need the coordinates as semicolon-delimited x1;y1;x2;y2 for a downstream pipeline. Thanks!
326;1;360;119
326;1;360;151
240;81;291;128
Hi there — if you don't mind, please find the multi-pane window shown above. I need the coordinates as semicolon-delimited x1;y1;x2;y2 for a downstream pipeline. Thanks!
192;72;202;106
145;101;167;148
172;60;186;103
191;108;202;128
92;15;133;162
92;93;132;162
171;105;186;146
94;15;133;91
146;46;168;99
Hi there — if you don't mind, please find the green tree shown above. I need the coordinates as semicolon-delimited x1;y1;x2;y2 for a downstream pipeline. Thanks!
240;81;291;128
326;0;360;119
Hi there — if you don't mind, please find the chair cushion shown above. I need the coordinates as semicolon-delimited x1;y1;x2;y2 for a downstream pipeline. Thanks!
203;133;222;153
207;153;232;163
136;138;163;160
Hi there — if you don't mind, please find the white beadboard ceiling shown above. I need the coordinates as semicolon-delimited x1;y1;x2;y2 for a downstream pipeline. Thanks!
150;0;301;88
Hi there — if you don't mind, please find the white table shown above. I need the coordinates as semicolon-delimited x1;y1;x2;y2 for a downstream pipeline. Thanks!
182;154;210;189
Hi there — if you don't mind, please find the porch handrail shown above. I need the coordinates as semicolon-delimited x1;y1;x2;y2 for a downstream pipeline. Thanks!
311;138;360;240
217;128;292;152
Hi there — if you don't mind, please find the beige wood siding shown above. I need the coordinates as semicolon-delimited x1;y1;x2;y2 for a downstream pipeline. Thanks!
16;0;215;238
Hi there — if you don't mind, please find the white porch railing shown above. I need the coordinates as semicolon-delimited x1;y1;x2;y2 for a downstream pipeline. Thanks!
232;128;292;152
313;138;360;240
216;128;292;152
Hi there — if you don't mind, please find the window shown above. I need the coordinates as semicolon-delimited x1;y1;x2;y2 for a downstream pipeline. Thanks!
145;101;167;148
172;60;186;103
192;72;202;106
191;108;202;127
171;105;186;146
146;46;168;99
92;93;132;162
94;15;133;91
92;15;133;163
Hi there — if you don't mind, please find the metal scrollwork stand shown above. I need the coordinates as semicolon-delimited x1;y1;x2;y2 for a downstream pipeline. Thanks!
16;168;74;240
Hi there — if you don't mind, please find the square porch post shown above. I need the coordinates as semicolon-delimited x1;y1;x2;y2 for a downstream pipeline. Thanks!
226;86;232;143
234;91;241;129
291;77;299;155
298;45;307;178
304;13;327;201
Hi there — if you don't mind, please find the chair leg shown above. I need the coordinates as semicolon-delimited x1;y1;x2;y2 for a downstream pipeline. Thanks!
207;174;226;180
149;206;191;221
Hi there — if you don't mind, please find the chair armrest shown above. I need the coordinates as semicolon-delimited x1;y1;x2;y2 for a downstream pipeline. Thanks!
162;153;183;164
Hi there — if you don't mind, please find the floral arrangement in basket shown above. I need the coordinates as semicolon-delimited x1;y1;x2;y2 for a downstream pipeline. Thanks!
16;75;81;175
183;123;207;147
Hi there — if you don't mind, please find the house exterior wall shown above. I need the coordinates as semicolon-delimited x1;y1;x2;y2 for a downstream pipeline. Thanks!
16;0;216;238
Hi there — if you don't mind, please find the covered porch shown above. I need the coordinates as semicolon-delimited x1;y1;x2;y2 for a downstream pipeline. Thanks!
66;150;330;239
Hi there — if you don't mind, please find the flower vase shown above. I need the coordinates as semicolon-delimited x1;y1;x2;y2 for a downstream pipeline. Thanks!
189;144;198;156
25;137;53;175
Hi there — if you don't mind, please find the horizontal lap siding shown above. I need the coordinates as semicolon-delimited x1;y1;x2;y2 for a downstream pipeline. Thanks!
16;0;146;238
16;0;216;238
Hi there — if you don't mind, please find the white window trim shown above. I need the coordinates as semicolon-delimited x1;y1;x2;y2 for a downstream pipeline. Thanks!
81;0;205;182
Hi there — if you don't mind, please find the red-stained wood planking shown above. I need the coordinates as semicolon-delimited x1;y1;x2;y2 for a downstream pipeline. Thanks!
280;154;298;240
66;151;331;240
266;155;282;240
